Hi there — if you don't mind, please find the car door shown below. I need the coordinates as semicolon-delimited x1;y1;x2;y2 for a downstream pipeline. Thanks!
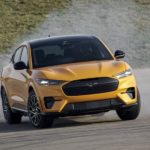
5;46;23;108
5;46;30;110
17;46;30;107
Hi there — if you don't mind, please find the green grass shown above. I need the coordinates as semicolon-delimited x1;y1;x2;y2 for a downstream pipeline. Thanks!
0;0;70;53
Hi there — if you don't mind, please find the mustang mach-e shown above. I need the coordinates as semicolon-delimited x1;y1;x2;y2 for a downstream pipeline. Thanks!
0;35;140;128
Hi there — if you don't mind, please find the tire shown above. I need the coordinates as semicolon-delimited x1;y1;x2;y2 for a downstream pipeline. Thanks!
1;88;22;124
116;89;141;120
28;90;54;128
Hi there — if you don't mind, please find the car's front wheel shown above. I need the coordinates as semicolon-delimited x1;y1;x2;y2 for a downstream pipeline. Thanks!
1;88;22;124
116;90;141;120
28;90;54;128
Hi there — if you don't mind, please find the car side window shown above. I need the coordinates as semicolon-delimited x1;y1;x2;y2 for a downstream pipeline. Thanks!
12;47;23;64
20;46;28;66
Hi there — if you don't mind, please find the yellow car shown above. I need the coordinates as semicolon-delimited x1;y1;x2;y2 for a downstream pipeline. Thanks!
1;35;140;128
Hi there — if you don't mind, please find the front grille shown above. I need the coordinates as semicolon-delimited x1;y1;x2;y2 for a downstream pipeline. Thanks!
62;99;122;113
63;77;119;96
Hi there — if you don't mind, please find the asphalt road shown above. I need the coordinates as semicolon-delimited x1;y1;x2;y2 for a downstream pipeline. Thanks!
0;68;150;150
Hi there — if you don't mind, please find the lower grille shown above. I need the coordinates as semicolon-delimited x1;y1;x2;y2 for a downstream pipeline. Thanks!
63;77;119;96
62;99;122;113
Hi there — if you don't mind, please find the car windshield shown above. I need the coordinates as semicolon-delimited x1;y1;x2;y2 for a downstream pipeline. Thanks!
30;37;113;68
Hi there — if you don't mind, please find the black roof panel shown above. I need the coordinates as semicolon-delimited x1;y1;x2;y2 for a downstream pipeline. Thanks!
28;35;95;46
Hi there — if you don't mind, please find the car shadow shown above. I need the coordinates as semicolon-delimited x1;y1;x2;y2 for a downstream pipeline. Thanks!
0;116;121;133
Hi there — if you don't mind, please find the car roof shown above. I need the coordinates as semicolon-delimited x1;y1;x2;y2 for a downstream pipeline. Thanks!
27;35;96;45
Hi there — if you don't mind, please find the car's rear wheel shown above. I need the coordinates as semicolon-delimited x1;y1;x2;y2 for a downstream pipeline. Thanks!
1;88;22;124
116;90;141;120
28;90;54;128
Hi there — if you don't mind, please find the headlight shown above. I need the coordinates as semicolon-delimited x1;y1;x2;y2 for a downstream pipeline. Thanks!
35;79;64;86
115;69;132;79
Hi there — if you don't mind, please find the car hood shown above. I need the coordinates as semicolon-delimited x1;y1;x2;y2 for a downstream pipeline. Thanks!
35;60;126;81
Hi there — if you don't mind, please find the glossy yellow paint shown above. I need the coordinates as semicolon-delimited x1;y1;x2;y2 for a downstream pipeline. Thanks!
33;68;137;113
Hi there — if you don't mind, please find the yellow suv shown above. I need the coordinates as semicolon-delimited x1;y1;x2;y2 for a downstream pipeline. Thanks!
1;35;140;128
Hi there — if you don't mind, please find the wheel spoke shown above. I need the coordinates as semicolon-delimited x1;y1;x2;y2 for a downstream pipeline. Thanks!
28;93;41;126
1;90;9;117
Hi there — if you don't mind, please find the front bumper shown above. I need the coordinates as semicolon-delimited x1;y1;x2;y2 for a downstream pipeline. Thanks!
35;75;138;113
41;99;138;117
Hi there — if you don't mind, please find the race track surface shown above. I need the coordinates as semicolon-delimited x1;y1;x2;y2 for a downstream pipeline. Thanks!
0;68;150;150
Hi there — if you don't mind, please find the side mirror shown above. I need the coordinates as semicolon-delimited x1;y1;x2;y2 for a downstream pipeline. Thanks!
114;50;125;59
14;61;27;70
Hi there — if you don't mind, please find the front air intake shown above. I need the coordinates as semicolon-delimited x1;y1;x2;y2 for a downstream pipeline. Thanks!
62;77;119;96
